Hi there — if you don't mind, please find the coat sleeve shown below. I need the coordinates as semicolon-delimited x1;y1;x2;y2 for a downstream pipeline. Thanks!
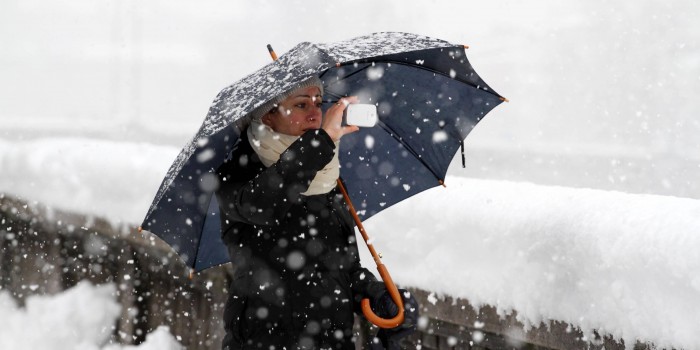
218;129;336;227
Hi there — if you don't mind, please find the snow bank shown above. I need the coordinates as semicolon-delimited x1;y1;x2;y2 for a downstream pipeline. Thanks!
0;137;179;225
362;177;700;350
0;281;182;350
104;327;184;350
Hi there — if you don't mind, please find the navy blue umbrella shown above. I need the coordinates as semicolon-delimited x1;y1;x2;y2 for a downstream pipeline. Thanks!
140;32;505;273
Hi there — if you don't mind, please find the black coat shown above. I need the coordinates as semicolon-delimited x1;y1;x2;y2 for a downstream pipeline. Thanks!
216;129;379;349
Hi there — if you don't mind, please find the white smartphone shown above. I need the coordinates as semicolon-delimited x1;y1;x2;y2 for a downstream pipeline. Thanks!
344;104;378;127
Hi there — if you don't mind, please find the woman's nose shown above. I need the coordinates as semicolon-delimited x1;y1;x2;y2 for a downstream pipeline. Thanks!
308;107;322;120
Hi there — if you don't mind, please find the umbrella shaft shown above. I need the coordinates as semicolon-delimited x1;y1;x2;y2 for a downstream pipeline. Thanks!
336;179;383;266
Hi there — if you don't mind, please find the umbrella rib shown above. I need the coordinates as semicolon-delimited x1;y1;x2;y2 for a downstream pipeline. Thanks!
191;191;216;271
191;219;206;271
320;63;372;88
334;57;503;99
391;60;500;97
374;119;446;185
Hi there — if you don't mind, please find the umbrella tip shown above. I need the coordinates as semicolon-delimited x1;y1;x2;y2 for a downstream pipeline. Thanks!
188;269;195;280
137;226;143;233
267;44;278;61
439;180;447;188
500;97;510;103
463;44;470;49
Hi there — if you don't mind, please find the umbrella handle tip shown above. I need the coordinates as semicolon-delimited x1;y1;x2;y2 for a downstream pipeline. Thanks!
267;44;278;61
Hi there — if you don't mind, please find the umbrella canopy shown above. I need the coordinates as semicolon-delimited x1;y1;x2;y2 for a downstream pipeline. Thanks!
141;32;504;272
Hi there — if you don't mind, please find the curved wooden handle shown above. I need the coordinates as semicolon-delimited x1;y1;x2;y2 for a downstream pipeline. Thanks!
361;264;405;329
335;180;405;328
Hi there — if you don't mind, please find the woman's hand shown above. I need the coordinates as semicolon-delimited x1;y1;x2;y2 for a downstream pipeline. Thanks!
322;96;360;142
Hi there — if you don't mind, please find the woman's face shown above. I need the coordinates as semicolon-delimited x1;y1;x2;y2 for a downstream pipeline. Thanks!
261;86;323;136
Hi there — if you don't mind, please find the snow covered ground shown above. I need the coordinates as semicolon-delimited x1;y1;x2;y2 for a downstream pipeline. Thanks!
0;281;183;350
1;137;699;349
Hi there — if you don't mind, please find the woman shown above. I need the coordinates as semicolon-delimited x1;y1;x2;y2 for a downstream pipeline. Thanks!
215;77;416;349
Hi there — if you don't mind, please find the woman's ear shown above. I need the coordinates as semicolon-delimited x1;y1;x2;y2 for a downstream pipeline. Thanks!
261;114;273;127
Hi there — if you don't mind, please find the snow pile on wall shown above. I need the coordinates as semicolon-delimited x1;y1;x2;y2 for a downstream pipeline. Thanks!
0;137;178;225
362;176;700;350
0;282;182;350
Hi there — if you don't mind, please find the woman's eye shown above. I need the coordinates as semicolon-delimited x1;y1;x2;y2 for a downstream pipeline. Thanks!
295;103;307;109
315;102;322;108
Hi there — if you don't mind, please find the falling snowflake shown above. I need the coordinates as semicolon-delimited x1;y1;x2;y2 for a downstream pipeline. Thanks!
366;66;385;81
364;135;375;149
432;131;448;143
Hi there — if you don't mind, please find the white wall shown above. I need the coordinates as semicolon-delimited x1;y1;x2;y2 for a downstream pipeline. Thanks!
1;0;699;197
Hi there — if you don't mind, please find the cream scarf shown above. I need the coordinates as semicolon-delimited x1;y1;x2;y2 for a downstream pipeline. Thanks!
247;120;339;196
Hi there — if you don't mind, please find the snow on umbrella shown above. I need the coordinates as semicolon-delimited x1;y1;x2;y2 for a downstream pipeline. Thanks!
140;32;505;275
